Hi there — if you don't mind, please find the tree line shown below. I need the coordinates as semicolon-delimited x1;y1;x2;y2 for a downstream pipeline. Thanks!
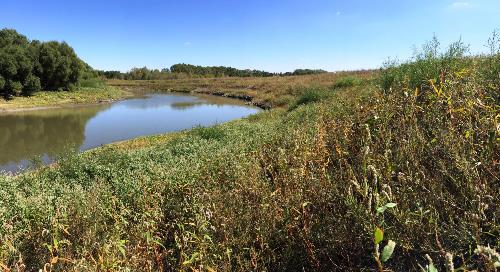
0;28;329;95
98;65;328;80
0;29;94;98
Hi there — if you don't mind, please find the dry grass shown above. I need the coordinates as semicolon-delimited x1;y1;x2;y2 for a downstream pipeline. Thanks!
108;71;374;108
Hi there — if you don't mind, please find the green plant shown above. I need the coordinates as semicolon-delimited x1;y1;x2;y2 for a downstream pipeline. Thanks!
289;88;325;110
193;125;226;140
332;76;362;89
79;77;105;88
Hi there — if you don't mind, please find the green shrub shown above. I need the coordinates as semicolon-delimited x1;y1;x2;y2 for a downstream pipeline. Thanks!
332;76;362;89
79;77;105;88
289;88;325;110
193;125;226;140
6;80;23;96
379;36;471;94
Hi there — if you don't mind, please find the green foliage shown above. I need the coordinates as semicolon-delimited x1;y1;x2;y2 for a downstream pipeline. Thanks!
101;65;329;80
0;28;94;98
379;35;471;94
381;240;396;262
170;63;275;77
6;80;23;96
374;227;384;245
332;76;363;89
193;125;226;141
79;77;106;88
376;202;397;214
23;73;41;95
36;41;85;90
289;69;328;76
289;88;326;110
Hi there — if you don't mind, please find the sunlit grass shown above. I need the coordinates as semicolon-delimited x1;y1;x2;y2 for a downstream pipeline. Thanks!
0;86;131;111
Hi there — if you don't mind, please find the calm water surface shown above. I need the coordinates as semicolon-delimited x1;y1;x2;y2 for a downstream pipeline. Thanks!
0;93;260;173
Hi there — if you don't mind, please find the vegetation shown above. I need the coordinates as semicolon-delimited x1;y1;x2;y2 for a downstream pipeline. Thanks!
109;71;373;108
286;68;328;76
0;29;98;98
288;87;326;110
332;75;364;89
99;65;329;80
0;86;129;111
0;35;499;272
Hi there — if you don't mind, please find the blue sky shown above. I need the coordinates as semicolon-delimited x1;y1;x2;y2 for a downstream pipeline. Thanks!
1;0;499;72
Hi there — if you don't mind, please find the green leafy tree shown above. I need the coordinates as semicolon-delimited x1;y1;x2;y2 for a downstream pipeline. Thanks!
0;28;91;98
37;41;84;91
23;74;41;95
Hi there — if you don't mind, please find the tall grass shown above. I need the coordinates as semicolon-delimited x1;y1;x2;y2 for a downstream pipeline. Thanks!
0;37;498;271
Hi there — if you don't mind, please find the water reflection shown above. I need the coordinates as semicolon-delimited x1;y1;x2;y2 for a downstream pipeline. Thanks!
0;93;259;173
0;106;107;169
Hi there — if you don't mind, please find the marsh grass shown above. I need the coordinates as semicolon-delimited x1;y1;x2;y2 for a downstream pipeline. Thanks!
108;71;375;109
0;38;499;271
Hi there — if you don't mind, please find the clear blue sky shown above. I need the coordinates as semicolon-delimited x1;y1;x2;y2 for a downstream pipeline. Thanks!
1;0;499;72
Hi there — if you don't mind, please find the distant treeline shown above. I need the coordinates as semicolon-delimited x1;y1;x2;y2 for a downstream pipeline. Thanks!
0;29;96;98
98;65;328;80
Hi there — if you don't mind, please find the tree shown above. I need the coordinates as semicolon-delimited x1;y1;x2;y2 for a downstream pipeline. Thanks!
0;75;5;90
37;41;84;91
0;29;34;97
23;74;41;95
0;28;90;98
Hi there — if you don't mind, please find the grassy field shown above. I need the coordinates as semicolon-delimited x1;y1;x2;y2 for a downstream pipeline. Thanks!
0;87;131;112
108;71;373;109
0;42;499;271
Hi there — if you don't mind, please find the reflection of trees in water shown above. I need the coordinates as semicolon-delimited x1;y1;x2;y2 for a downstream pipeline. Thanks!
121;94;252;110
170;101;205;110
0;106;106;165
120;94;199;110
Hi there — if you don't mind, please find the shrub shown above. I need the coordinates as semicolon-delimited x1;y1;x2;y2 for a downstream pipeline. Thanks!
193;125;226;140
332;76;363;89
79;77;106;88
6;80;23;96
379;35;471;95
289;88;325;110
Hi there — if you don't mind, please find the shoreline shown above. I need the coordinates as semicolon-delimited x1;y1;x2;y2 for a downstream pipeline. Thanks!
0;85;271;113
0;87;132;113
115;84;273;110
0;98;122;114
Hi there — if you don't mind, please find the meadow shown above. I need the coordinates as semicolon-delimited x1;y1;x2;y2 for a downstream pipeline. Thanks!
0;39;498;271
108;70;372;109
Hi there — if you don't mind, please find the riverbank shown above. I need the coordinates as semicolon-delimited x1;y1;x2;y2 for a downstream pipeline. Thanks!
0;86;131;113
108;71;374;109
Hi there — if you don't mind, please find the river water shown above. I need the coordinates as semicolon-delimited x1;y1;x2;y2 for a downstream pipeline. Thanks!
0;93;260;173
